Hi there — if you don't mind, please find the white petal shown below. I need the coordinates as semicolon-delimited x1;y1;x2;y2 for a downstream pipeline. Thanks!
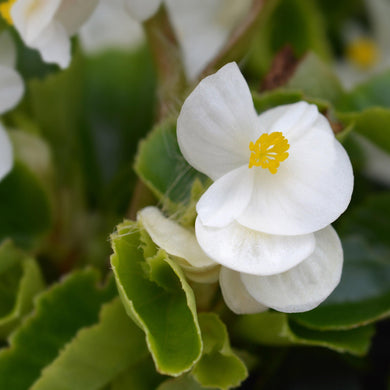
11;0;62;44
0;124;13;180
177;62;258;180
137;206;215;268
31;22;71;69
0;31;16;68
124;0;162;22
79;0;144;53
256;102;334;142
183;265;220;284
238;131;354;235
241;226;343;313
56;0;98;36
0;65;24;114
196;218;315;275
219;267;267;314
196;165;253;228
165;0;251;80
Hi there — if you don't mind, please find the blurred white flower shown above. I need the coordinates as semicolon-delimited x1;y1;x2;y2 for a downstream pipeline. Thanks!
138;207;343;314
334;0;390;187
124;0;252;80
0;31;24;115
335;0;390;89
6;0;98;68
79;0;144;54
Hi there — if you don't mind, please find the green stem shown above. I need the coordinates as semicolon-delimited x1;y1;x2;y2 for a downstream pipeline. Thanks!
143;5;187;120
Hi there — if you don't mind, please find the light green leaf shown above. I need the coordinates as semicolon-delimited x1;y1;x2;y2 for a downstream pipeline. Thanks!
0;240;44;337
336;69;390;112
192;313;247;390
0;269;115;390
234;311;374;356
134;120;208;211
292;193;390;329
252;89;304;113
286;53;344;103
337;108;390;154
0;161;51;248
31;298;147;390
110;220;202;376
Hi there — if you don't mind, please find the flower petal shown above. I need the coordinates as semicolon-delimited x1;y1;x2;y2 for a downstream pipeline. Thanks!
79;0;144;53
256;102;334;142
31;21;71;69
124;0;162;22
183;265;220;284
11;0;62;44
165;0;251;80
196;218;315;275
241;225;343;313
56;0;98;36
196;165;253;228
0;124;13;180
219;267;267;314
238;129;354;235
137;206;215;268
0;32;16;68
177;62;258;180
0;65;24;115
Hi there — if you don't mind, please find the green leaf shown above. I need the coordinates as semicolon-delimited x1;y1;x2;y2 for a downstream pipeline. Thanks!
134;120;208;211
0;161;51;248
0;268;115;390
110;221;202;376
192;313;247;390
233;311;374;357
336;69;390;112
247;0;331;77
0;241;44;337
31;298;148;390
291;193;390;330
252;89;304;113
111;356;163;390
286;53;344;103
158;375;211;390
337;108;390;154
83;47;156;212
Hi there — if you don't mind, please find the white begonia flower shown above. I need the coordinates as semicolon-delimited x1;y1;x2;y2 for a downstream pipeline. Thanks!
79;0;144;54
137;206;219;284
137;207;343;314
0;31;24;115
177;62;353;277
124;0;251;80
6;0;98;69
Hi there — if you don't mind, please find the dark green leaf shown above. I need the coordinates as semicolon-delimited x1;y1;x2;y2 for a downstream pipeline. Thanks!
0;269;115;390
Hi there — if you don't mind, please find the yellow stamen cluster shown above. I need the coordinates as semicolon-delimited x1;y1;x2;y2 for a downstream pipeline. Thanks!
0;0;16;25
346;37;380;70
249;131;289;174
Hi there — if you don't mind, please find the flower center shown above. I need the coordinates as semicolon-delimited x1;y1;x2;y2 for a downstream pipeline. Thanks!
0;0;16;24
248;131;290;174
346;37;380;70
